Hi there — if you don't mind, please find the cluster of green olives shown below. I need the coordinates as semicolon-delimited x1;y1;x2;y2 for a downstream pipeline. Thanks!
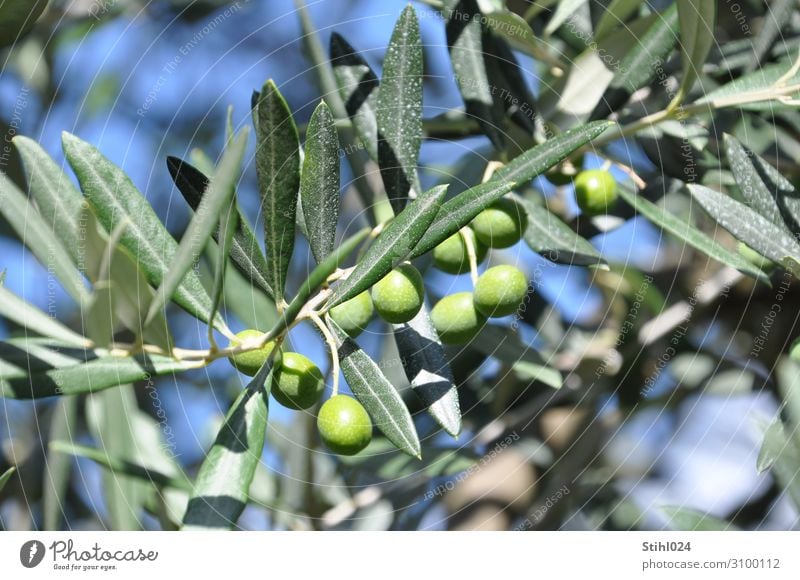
225;196;535;455
227;329;374;456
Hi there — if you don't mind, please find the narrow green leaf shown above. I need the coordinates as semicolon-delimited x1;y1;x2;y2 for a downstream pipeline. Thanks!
182;364;271;529
544;0;587;35
61;132;224;331
208;198;238;343
687;183;800;269
167;156;274;300
409;180;516;260
87;385;147;530
377;4;423;213
745;0;793;73
254;80;301;301
330;32;380;162
43;397;77;530
14;136;84;264
674;0;716;104
619;184;768;283
697;60;800;111
483;32;538;134
595;0;644;39
0;466;15;493
146;129;248;326
0;348;199;399
393;305;461;438
514;194;605;267
723;134;784;226
497;120;614;184
330;319;421;458
301;101;341;263
51;441;191;492
591;5;679;119
757;418;800;508
0;285;90;347
329;185;447;308
0;172;90;304
661;506;737;531
444;0;506;149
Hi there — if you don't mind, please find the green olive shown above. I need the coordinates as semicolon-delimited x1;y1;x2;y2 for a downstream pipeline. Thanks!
574;169;618;216
317;395;373;455
430;292;486;344
473;265;529;318
432;230;488;275
471;198;528;249
371;263;425;324
271;352;325;410
228;329;274;376
329;291;374;337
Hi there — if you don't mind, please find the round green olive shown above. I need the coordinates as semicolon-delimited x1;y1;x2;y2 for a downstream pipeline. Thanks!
430;292;486;344
574;169;618;216
329;291;374;337
471;198;528;249
473;265;529;318
317;395;373;455
432;230;488;275
228;329;274;376
271;352;325;410
371;263;425;324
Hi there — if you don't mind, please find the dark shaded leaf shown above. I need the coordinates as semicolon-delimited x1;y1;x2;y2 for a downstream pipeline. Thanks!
167;156;274;299
254;80;301;302
514;194;605;266
330;32;380;161
393;305;461;437
182;363;271;529
723;133;784;226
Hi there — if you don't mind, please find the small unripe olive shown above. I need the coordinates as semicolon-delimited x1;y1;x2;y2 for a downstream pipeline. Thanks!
430;292;486;344
271;352;325;410
473;265;529;318
329;291;374;337
574;169;618;216
317;395;373;455
371;263;424;324
228;329;274;376
432;230;488;275
471;197;528;248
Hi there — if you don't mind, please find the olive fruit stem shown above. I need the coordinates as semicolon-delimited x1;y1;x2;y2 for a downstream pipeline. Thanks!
459;227;480;286
311;311;340;397
481;160;505;184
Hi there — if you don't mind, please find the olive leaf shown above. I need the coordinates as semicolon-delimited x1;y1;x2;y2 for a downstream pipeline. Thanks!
674;0;716;105
61;132;226;332
330;32;380;162
145;129;249;327
254;80;301;302
328;185;447;308
182;362;271;529
301;100;341;263
0;284;90;347
0;466;15;493
0;172;90;305
687;183;800;269
377;4;423;213
43;397;78;530
444;0;506;149
330;319;421;458
393;305;461;438
167;156;274;300
513;194;605;267
14;136;85;264
618;184;768;283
